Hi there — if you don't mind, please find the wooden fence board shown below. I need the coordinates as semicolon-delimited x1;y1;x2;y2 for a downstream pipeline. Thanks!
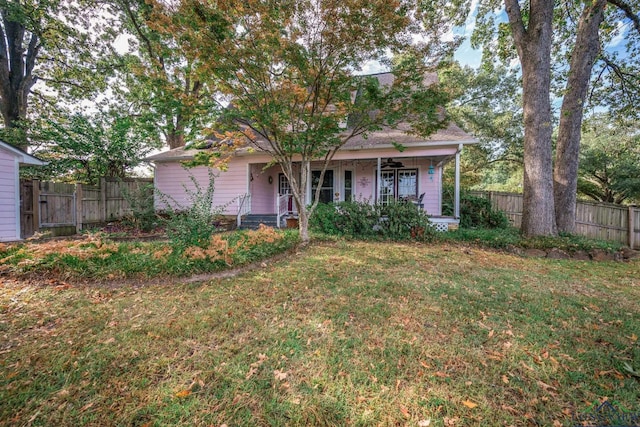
472;190;639;249
632;207;640;249
19;179;35;238
19;178;154;236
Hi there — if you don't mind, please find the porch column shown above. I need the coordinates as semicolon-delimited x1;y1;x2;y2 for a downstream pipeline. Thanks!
454;144;462;219
376;157;381;204
306;162;311;205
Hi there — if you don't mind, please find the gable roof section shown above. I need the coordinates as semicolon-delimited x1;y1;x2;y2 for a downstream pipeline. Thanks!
0;140;46;165
146;71;477;163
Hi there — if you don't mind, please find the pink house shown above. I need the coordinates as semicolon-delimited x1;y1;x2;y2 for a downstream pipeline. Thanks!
0;141;45;242
147;121;476;231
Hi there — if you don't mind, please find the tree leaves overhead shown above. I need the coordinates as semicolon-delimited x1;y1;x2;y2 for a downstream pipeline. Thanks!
108;0;225;149
0;0;119;148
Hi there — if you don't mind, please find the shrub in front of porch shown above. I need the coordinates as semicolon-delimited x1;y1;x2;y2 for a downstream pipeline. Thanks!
310;200;436;241
442;186;509;229
311;201;378;237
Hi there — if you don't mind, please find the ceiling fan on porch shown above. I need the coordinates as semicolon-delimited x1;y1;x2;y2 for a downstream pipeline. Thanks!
381;158;405;168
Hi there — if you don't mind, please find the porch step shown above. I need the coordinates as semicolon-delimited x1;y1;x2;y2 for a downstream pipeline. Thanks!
239;214;279;229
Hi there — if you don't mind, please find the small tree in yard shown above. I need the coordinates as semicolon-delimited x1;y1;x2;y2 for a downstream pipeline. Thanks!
150;0;455;243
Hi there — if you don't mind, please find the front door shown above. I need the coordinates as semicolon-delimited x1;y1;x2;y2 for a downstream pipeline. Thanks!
278;173;294;213
380;170;395;205
312;170;334;203
379;169;418;204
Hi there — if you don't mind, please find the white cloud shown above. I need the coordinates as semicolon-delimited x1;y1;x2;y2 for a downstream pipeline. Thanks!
607;20;628;48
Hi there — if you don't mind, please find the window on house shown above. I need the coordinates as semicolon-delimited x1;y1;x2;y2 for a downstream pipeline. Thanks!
344;170;353;202
311;170;334;203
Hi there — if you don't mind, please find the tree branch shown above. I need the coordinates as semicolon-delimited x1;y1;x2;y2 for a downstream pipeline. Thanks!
503;0;527;53
607;0;640;33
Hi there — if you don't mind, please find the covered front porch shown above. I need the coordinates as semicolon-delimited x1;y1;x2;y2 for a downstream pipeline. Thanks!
236;147;464;231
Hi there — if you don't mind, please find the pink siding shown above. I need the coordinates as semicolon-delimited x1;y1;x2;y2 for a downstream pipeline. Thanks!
154;158;248;215
153;145;458;217
249;164;278;214
0;149;19;241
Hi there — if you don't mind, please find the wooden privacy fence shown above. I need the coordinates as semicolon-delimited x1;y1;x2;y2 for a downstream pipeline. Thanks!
20;178;153;237
471;191;640;249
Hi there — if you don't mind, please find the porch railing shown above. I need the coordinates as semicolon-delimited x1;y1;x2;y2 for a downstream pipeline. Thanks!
237;193;251;228
277;193;289;228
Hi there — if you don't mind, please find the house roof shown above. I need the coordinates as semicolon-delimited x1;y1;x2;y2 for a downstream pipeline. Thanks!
146;71;477;163
0;140;46;165
145;122;476;163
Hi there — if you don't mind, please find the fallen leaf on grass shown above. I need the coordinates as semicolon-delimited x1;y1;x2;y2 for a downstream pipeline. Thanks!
418;420;431;426
273;370;288;381
175;389;191;398
443;416;459;426
80;402;94;412
399;405;410;418
462;399;478;409
250;353;268;368
502;375;509;384
622;363;640;378
245;367;257;380
536;380;557;391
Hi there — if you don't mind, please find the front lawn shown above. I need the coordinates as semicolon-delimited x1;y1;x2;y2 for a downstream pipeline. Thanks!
1;240;638;426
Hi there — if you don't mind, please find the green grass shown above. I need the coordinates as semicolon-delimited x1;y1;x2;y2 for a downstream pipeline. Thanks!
1;240;638;426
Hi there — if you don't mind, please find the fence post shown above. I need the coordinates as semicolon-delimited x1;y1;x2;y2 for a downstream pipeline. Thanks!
75;183;83;233
100;178;107;223
31;179;40;234
630;206;636;249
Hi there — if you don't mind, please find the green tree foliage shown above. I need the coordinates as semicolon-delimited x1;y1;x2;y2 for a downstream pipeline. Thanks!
0;0;118;149
153;0;456;243
578;114;640;204
107;0;222;149
439;61;524;188
27;110;159;184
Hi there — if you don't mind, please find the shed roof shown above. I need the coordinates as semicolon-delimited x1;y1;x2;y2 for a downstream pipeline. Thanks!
0;140;46;165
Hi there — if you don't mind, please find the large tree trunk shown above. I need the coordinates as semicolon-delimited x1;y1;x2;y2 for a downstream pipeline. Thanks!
554;0;606;234
0;14;39;150
505;0;557;236
166;131;185;149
